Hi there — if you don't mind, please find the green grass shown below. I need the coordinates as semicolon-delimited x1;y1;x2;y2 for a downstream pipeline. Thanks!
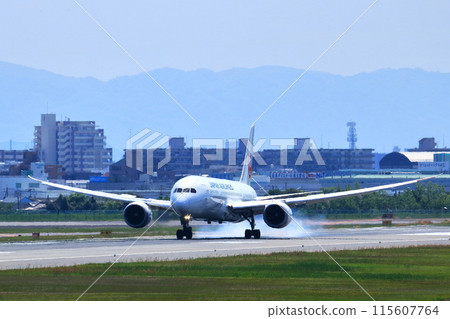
0;246;448;301
323;219;450;229
0;210;124;222
299;210;449;220
0;225;180;242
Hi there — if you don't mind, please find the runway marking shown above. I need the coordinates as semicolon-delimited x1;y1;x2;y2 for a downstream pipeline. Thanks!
197;241;250;245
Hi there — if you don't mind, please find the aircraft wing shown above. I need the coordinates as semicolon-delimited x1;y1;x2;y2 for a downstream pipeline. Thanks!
28;176;172;210
228;175;437;212
255;191;321;201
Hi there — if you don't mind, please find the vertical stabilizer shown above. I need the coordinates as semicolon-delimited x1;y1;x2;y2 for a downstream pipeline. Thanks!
239;125;255;185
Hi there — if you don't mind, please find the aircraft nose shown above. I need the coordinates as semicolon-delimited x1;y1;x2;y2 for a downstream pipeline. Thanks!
172;195;191;214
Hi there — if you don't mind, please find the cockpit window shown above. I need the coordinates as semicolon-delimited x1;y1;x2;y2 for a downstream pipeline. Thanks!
175;188;196;193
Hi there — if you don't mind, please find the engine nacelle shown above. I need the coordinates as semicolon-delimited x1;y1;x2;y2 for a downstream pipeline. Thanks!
263;201;292;229
123;201;152;228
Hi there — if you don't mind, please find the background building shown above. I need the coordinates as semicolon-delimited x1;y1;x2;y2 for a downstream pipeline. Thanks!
34;114;57;165
34;114;112;176
380;138;450;173
0;162;49;202
0;150;24;163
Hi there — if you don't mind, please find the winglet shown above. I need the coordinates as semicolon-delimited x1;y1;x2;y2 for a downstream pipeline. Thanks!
239;124;255;185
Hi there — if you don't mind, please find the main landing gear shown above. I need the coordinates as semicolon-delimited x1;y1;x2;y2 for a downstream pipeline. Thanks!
176;215;193;240
244;214;261;239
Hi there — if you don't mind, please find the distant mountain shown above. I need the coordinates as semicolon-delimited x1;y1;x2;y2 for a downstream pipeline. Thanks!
1;61;449;160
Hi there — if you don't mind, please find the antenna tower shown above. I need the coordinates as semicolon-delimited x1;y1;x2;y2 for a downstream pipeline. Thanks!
347;121;357;149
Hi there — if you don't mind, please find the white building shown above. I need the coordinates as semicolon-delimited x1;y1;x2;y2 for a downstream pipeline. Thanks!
35;114;57;165
0;163;48;199
34;114;112;174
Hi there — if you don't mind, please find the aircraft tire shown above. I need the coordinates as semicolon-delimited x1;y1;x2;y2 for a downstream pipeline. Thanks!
245;229;252;239
186;227;193;239
176;229;184;240
253;229;261;239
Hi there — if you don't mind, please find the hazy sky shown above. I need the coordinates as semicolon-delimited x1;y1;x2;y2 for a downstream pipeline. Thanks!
1;0;449;80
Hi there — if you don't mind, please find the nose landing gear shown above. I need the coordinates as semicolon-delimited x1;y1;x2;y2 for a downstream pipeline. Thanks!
176;214;193;240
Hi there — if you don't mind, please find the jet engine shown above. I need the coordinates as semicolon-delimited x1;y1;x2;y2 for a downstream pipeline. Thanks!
123;201;152;228
263;202;292;229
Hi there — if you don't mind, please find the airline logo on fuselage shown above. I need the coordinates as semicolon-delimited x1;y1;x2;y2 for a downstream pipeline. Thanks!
209;182;234;191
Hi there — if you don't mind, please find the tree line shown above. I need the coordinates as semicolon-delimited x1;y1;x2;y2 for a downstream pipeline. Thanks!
269;182;450;213
46;193;127;211
1;182;448;213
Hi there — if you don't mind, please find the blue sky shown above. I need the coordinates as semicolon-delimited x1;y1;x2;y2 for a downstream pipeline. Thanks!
1;0;449;80
1;0;449;154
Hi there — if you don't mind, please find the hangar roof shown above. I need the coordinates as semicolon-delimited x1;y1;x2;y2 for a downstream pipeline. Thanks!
399;152;435;163
379;151;449;170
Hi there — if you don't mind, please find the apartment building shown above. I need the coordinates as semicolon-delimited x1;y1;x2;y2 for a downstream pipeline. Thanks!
34;114;112;174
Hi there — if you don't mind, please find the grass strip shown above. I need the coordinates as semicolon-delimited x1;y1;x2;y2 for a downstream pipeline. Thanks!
0;226;180;242
0;246;448;301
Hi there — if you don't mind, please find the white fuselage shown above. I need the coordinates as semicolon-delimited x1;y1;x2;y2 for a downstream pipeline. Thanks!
170;175;257;223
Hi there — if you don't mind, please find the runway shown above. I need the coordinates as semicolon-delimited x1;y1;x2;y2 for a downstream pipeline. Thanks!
0;224;449;270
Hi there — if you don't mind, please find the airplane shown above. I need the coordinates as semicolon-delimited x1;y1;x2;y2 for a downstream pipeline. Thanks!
29;125;436;240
